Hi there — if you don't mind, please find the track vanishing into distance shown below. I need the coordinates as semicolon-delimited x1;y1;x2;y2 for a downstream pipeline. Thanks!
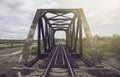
29;43;94;77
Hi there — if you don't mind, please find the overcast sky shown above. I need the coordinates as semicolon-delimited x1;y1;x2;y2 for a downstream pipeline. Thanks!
0;0;120;39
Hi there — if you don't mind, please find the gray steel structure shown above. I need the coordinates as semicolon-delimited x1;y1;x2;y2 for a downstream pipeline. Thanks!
19;9;101;66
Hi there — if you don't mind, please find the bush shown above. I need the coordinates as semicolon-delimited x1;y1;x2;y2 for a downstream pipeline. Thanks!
109;35;120;60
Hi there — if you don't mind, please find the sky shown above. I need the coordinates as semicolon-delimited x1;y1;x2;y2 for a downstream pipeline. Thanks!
0;0;120;39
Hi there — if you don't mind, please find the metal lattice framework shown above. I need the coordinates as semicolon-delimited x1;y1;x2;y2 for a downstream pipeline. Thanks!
19;9;101;66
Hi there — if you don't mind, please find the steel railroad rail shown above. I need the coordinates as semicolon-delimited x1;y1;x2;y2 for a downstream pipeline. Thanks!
41;44;75;77
42;44;60;77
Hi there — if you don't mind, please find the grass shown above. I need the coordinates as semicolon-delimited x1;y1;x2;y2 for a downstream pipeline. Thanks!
95;41;114;57
30;46;37;55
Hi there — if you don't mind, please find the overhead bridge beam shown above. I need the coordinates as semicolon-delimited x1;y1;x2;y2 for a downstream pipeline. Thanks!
50;23;70;25
47;18;73;20
53;28;67;31
52;27;68;28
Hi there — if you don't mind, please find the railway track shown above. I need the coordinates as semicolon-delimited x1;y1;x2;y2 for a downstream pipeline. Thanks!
36;43;93;77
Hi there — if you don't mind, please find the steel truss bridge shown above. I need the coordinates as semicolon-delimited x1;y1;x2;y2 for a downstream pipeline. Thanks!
0;9;120;77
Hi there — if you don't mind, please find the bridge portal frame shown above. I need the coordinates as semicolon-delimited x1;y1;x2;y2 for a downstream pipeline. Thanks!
19;9;101;66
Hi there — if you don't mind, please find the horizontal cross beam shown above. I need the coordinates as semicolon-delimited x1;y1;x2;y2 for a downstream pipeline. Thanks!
47;18;73;20
50;23;70;25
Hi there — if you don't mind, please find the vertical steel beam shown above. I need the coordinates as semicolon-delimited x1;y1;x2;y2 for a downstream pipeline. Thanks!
66;30;69;48
52;30;54;47
78;17;82;57
70;17;76;51
51;27;53;47
45;19;48;50
37;18;41;58
49;26;52;48
47;24;50;49
50;27;52;48
74;18;79;52
66;29;68;47
71;24;74;49
41;18;47;52
52;29;55;46
68;27;71;48
69;25;72;49
72;20;76;51
44;16;50;50
65;31;67;46
53;30;55;46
